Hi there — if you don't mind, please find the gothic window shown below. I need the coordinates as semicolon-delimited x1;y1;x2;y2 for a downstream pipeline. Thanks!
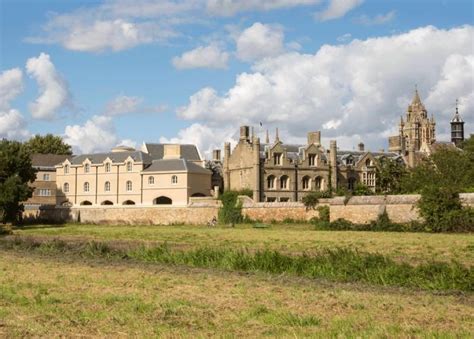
302;176;310;190
308;154;316;166
105;163;111;172
104;181;111;192
126;181;132;191
84;182;90;192
280;175;289;190
267;175;275;189
148;176;155;185
274;153;282;165
315;176;323;190
63;183;69;193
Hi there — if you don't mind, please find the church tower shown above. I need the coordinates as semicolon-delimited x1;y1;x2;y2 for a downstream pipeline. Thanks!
450;100;465;147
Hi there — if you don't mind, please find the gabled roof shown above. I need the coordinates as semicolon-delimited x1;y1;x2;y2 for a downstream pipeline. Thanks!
69;151;152;165
143;159;211;174
144;143;202;161
31;154;72;169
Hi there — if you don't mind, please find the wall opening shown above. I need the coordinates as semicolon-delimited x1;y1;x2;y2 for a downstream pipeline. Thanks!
122;200;135;205
101;200;113;205
191;193;206;197
153;196;173;205
80;200;92;206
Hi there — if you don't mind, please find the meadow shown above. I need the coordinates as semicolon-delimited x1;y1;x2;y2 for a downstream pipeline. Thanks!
0;223;473;337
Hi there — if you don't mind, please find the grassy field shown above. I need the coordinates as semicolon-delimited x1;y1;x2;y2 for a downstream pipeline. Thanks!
1;224;473;337
14;223;474;265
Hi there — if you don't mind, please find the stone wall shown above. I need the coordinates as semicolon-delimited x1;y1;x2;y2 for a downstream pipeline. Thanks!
22;193;474;226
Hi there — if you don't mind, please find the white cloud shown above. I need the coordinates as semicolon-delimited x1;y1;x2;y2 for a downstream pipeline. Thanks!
0;68;29;140
235;23;285;62
337;33;352;42
355;10;396;25
207;0;322;16
26;53;71;120
177;25;474;151
63;115;120;154
0;68;23;111
105;95;143;116
172;44;229;69
316;0;364;21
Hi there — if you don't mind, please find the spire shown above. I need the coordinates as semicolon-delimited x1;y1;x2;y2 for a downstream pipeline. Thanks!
412;85;422;105
400;115;404;126
451;99;464;123
265;129;269;144
275;127;280;143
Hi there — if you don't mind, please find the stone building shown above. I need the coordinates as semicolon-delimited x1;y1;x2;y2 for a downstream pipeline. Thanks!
25;153;72;208
223;126;402;203
55;144;212;207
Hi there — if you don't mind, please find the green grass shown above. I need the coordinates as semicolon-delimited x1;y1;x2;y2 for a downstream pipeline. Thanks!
14;223;474;266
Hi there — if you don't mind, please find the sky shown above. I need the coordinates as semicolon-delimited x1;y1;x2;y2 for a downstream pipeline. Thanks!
0;0;473;157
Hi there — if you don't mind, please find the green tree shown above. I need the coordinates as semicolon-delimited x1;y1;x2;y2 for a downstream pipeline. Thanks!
376;157;407;194
24;134;72;155
0;140;37;224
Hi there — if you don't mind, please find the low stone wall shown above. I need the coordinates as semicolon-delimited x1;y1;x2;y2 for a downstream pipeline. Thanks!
21;193;474;226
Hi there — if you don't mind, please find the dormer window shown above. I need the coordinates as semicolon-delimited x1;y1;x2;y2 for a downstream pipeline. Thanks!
105;163;111;172
274;153;282;166
64;165;69;174
84;164;90;173
365;159;373;167
309;154;316;166
126;161;132;172
346;157;354;166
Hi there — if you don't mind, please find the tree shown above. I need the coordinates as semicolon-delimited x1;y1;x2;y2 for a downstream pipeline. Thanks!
376;157;407;194
0;139;37;224
24;134;72;155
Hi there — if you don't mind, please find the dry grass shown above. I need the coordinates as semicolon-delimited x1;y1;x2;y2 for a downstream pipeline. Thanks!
0;250;473;337
15;224;474;265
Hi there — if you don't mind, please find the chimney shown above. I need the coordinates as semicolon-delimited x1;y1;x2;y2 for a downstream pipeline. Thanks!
163;144;181;159
212;149;221;162
240;126;250;142
358;142;365;152
329;140;338;190
307;131;321;146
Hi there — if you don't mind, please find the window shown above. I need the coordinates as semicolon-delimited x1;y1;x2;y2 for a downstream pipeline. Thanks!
172;175;178;184
274;153;282;165
126;161;132;172
280;175;289;190
104;181;111;192
302;176;310;190
346;157;354;166
84;182;90;192
105;163;111;172
267;197;277;202
84;164;90;173
363;172;376;187
308;154;316;166
63;183;69;193
280;197;289;202
43;173;50;181
348;177;356;190
64;165;69;174
126;181;132;191
365;159;373;167
38;189;51;196
315;176;323;190
148;176;155;185
267;175;275;189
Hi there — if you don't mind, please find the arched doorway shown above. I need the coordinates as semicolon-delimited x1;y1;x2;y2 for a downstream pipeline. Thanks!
122;200;135;205
153;196;172;205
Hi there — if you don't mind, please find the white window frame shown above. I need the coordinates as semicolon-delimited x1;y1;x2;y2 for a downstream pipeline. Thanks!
84;182;90;192
126;180;132;192
148;176;155;185
104;181;111;192
63;183;69;193
171;175;178;185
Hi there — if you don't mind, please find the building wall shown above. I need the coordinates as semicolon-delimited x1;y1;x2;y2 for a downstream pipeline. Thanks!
26;169;61;206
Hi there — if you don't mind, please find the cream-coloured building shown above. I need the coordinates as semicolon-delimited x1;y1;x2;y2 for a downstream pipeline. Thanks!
55;144;212;207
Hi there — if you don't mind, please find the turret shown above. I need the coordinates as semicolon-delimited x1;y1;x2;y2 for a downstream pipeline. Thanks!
223;142;231;191
451;100;465;147
253;136;261;202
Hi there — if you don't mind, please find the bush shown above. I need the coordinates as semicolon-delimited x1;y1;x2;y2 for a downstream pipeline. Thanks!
236;188;253;198
302;191;331;210
218;191;243;225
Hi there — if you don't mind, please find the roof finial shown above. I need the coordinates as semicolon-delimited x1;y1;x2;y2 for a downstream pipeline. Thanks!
275;127;280;143
456;98;459;114
265;129;269;144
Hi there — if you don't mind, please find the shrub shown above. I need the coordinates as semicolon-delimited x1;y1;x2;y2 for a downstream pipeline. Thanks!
317;205;330;222
302;191;331;210
236;188;253;198
218;191;243;225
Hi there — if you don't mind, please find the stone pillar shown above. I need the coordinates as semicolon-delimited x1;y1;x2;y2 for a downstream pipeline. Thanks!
329;140;338;191
253;137;261;202
223;142;231;191
240;126;250;142
212;149;221;162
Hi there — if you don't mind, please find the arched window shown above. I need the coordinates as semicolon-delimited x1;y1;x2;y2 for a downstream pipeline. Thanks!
123;200;135;205
126;161;132;172
104;181;111;192
64;165;69;174
105;163;111;172
83;182;90;192
148;176;155;185
63;183;69;193
126;180;132;191
153;196;172;205
365;159;373;167
280;175;289;190
84;164;90;173
101;200;113;205
171;175;178;184
267;175;275;189
302;176;310;190
315;176;323;190
80;200;92;206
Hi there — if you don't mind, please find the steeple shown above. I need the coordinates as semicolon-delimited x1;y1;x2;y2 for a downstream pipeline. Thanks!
275;127;280;143
450;99;465;147
412;85;422;106
451;99;463;123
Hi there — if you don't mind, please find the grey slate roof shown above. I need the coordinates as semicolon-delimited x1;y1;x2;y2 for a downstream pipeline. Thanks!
31;154;72;169
143;159;211;174
69;151;152;165
144;143;202;161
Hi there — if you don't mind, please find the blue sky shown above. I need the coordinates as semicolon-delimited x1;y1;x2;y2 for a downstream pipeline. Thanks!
1;0;473;156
